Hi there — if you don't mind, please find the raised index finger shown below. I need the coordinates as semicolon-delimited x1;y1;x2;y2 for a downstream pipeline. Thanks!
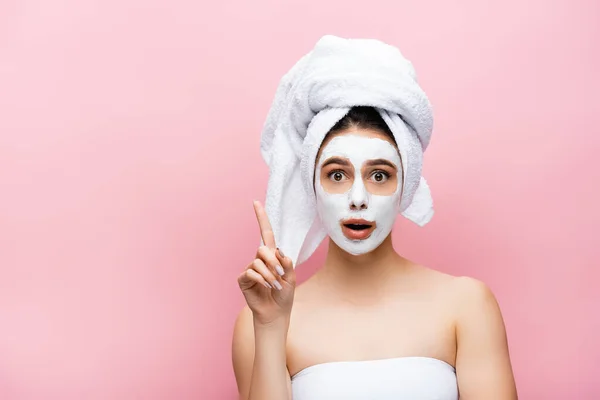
253;200;276;249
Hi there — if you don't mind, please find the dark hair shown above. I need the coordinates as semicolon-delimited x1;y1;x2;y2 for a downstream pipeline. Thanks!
314;106;400;185
326;106;396;144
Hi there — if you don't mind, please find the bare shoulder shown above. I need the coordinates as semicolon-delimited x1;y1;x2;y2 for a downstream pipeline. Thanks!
408;264;459;294
413;264;496;301
444;278;517;397
451;275;496;301
449;276;502;316
446;276;509;349
413;267;501;319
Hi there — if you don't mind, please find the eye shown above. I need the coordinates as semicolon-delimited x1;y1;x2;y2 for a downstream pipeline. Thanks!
327;170;348;182
370;170;390;183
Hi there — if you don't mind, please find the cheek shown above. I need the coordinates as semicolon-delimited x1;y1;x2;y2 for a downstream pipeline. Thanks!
368;179;402;217
365;176;399;196
369;195;400;221
319;174;352;194
316;190;347;216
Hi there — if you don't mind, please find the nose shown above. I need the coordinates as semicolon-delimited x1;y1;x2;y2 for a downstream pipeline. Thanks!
348;179;369;211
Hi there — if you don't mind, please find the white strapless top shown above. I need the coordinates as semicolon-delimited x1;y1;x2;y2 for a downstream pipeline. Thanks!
291;357;458;400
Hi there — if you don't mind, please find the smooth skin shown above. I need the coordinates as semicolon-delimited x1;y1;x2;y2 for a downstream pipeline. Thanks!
233;201;296;400
232;128;518;400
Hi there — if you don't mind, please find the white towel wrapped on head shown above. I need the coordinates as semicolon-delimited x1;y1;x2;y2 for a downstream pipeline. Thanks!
260;34;434;266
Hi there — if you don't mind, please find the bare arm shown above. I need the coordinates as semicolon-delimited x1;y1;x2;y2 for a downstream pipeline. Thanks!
232;306;292;400
232;201;295;400
454;277;518;399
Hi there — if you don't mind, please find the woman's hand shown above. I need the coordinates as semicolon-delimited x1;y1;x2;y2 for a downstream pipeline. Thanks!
237;201;296;326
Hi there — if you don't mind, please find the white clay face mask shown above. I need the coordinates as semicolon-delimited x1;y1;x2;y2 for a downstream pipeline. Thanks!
315;134;403;255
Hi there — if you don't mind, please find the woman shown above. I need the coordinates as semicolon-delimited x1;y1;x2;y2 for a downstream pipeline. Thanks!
232;38;517;400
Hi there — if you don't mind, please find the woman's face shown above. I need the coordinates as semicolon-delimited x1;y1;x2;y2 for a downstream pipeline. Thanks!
315;127;403;256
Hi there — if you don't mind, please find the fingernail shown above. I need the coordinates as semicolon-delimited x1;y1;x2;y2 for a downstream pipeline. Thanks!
273;281;283;291
275;265;285;276
264;282;273;289
277;247;285;258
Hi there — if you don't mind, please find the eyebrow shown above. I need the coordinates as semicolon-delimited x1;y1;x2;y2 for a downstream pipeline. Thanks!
364;159;398;169
321;157;351;168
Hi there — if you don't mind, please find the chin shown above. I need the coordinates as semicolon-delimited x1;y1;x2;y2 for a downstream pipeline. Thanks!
335;236;384;256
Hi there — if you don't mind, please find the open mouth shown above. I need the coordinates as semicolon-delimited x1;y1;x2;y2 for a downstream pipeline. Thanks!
344;223;371;230
341;219;376;240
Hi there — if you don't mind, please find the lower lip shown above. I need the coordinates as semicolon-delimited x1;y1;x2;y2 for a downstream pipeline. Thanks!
341;225;375;240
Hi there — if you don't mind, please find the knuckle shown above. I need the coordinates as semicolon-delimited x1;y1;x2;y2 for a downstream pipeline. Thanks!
237;272;249;286
251;258;262;269
258;249;274;264
257;245;270;256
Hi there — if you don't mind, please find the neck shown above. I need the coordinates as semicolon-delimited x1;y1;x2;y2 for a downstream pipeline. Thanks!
315;234;409;298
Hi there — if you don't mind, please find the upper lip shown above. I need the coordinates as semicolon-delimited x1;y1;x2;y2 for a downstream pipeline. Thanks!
341;218;374;227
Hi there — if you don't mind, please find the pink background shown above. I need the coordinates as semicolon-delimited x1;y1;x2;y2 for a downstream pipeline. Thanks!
0;0;598;399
